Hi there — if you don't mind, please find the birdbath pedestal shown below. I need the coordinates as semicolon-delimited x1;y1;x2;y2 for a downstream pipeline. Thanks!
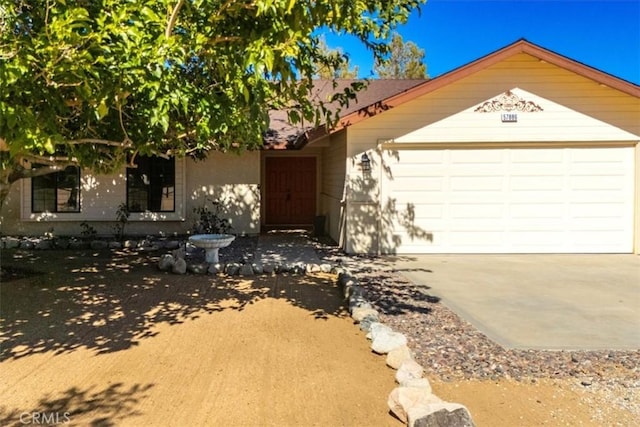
188;234;236;263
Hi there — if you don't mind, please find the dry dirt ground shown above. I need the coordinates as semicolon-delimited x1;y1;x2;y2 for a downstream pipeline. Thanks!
0;248;637;426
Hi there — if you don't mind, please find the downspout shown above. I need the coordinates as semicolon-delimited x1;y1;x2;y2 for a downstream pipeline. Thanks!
376;143;382;256
376;139;388;256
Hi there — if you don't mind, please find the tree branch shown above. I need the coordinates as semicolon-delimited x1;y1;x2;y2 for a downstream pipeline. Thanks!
67;138;131;147
166;0;185;39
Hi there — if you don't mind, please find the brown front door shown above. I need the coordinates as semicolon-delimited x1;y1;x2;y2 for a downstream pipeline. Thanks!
265;157;316;225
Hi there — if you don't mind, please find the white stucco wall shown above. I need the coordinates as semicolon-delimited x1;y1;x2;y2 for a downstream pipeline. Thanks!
0;151;261;237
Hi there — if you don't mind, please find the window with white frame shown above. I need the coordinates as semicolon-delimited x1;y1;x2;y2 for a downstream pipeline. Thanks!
126;156;175;212
31;166;81;213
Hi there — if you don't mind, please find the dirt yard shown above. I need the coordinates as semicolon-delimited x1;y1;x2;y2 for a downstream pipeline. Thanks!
0;248;637;426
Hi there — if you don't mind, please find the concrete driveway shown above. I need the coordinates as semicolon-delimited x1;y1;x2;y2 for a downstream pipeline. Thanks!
390;254;640;350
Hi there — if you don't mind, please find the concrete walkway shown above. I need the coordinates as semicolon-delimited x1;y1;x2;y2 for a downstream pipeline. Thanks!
256;231;322;265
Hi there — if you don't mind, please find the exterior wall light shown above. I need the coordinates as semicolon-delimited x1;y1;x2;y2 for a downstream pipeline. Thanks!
360;153;371;172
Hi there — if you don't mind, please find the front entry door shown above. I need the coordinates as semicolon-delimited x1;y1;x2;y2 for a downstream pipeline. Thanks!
265;157;316;225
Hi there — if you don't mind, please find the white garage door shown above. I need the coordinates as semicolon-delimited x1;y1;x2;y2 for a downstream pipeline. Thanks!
381;146;634;253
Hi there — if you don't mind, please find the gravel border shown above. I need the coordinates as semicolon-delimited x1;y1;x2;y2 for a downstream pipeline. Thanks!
311;238;640;420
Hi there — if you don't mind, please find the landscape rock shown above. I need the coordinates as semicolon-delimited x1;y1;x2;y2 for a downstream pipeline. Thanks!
320;263;333;273
172;258;187;274
188;263;208;274
90;240;109;250
225;263;240;276
158;254;176;271
345;283;364;300
348;294;371;311
3;237;20;249
366;323;393;341
372;330;408;354
239;263;255;276
306;263;321;273
251;263;264;275
208;263;223;275
35;240;53;250
292;263;306;274
358;315;379;332
332;266;347;275
69;240;87;249
396;360;425;384
400;378;432;393
387;345;414;370
171;247;186;260
262;264;275;274
123;240;138;249
388;387;443;423
164;240;181;250
108;241;122;249
54;238;70;249
352;307;379;323
20;241;35;250
408;403;475;427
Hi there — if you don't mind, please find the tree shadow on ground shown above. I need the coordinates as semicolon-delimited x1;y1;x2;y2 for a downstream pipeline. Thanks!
0;382;153;427
357;270;441;316
0;249;345;361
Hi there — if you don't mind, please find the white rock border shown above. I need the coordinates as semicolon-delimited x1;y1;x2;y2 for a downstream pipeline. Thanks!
335;268;476;427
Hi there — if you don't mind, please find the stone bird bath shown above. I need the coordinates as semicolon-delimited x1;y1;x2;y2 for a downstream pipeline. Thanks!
188;234;235;263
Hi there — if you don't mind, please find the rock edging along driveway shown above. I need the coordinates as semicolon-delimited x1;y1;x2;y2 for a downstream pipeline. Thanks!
335;267;477;427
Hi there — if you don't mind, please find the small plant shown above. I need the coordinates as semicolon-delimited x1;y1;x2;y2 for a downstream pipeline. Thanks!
192;197;232;235
80;221;97;240
113;203;130;241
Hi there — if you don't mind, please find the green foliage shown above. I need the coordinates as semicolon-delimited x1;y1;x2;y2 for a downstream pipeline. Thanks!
0;0;426;206
80;221;97;240
374;32;428;79
192;198;232;235
313;36;360;79
113;203;130;241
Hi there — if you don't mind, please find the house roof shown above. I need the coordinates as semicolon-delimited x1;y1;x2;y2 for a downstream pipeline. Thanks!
264;79;426;148
269;39;639;148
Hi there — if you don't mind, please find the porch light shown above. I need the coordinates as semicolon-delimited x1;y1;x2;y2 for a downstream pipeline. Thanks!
360;153;371;172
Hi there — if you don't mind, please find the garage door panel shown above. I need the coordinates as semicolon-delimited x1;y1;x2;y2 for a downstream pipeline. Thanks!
450;150;504;163
511;150;564;163
510;203;565;218
388;177;444;190
570;148;627;163
570;176;629;191
510;176;564;191
450;203;504;219
569;203;628;218
450;176;503;191
381;146;633;254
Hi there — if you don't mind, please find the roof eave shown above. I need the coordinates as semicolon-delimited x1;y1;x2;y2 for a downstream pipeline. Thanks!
304;39;640;145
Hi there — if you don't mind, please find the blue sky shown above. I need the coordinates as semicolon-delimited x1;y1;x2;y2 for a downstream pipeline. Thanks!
323;0;640;84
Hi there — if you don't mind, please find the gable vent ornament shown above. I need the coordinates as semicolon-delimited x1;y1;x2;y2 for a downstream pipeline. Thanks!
474;90;543;113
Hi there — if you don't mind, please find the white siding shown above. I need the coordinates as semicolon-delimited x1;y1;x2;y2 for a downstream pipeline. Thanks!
320;131;347;244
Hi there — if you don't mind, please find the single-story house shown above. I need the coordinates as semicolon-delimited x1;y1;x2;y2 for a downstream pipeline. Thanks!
2;39;639;254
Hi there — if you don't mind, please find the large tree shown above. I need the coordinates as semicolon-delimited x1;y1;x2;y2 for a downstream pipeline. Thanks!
374;32;428;78
313;36;359;79
0;0;425;208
